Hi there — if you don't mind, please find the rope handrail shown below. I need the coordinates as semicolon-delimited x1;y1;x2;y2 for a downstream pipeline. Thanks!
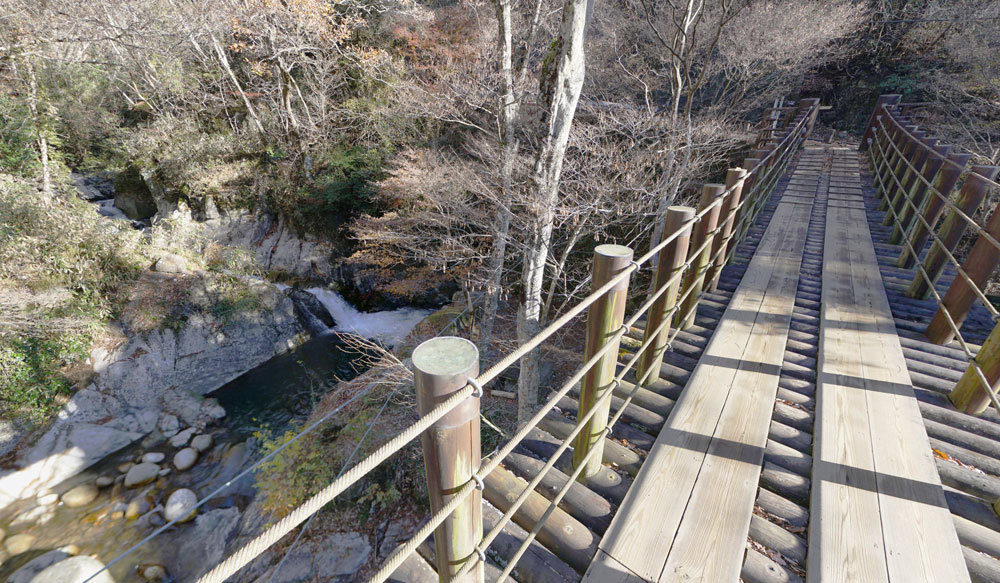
878;104;1000;190
870;132;1000;318
874;114;1000;255
190;101;816;583
868;135;1000;417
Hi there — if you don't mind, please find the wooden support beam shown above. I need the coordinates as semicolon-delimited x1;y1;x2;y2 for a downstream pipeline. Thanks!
887;138;940;242
637;207;694;390
861;94;902;149
897;151;970;268
926;184;1000;345
707;168;748;291
412;337;483;583
951;322;1000;415
573;244;633;479
909;166;999;300
882;129;928;221
677;184;725;330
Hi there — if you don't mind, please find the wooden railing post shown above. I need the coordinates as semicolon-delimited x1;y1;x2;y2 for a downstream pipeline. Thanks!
412;337;483;582
732;157;761;245
861;94;902;148
881;129;927;220
897;151;971;268
950;322;1000;414
926;193;1000;345
887;138;942;243
707;168;748;292
636;207;695;388
573;244;633;480
908;166;999;300
798;98;821;136
677;184;726;330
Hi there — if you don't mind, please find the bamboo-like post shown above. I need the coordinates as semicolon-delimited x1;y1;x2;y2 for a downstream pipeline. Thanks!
707;168;748;291
861;94;902;149
897;151;971;268
677;184;726;330
908;166;1000;300
572;244;633;480
887;138;942;243
412;337;483;582
882;129;928;221
879;124;920;210
636;207;695;388
733;157;761;244
950;323;1000;414
926;196;1000;345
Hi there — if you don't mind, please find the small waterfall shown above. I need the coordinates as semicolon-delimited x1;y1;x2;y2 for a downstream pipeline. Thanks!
306;287;431;346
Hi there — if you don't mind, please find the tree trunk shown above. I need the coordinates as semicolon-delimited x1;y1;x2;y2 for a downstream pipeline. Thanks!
23;59;51;198
516;0;590;425
478;0;519;359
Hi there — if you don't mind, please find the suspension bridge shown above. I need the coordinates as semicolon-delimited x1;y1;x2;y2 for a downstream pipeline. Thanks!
82;96;1000;583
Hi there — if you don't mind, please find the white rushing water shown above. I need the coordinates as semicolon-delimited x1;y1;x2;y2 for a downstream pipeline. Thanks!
306;287;431;346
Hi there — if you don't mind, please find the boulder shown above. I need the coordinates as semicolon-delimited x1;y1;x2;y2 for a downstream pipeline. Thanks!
173;448;198;471
169;428;196;448
10;549;74;583
95;476;114;488
164;489;198;523
141;452;165;464
61;484;99;507
152;254;189;274
4;533;35;555
125;497;152;520
200;398;226;421
113;166;157;220
29;555;115;583
139;564;167;582
157;414;180;437
124;463;160;488
191;434;213;453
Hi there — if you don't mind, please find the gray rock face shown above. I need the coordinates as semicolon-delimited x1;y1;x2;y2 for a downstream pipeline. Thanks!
61;484;98;507
124;463;160;488
175;507;241;581
0;279;304;507
29;555;115;583
113;166;157;220
71;172;115;202
164;489;198;523
172;448;198;471
268;532;371;583
199;212;335;279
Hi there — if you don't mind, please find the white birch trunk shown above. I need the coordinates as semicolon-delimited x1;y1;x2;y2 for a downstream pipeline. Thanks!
516;0;590;425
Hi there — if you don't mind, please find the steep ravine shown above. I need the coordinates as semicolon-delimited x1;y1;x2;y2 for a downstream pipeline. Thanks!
0;285;432;582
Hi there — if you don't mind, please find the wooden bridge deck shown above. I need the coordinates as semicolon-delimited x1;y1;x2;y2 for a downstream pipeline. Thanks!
400;142;1000;583
582;145;968;582
585;153;818;582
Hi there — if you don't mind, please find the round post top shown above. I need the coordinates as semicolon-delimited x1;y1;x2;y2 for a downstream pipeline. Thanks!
412;336;479;377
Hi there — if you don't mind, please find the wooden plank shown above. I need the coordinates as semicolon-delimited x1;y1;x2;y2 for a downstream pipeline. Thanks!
659;199;812;582
591;196;811;582
584;550;645;583
840;174;971;582
809;201;890;583
809;160;970;583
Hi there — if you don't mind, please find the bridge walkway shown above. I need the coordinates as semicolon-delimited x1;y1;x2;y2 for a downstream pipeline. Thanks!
396;143;1000;583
